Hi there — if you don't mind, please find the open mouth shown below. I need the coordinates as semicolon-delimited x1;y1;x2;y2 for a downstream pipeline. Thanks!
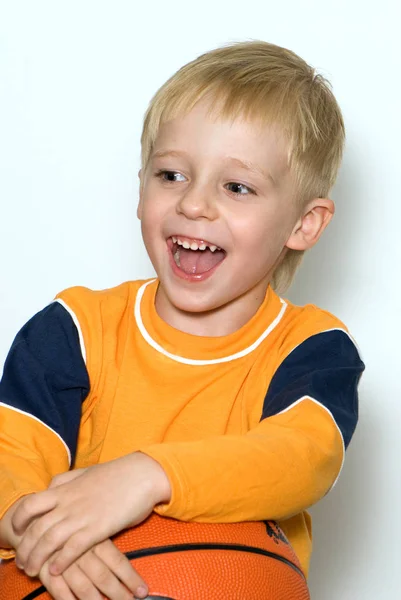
168;235;226;277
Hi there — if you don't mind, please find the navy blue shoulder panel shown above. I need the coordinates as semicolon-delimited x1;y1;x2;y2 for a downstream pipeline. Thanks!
0;302;90;465
262;330;364;449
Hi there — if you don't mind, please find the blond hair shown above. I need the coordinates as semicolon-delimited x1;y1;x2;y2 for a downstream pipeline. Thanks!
140;41;345;293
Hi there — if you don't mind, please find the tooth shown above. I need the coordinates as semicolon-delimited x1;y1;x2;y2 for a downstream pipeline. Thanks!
172;236;177;243
199;244;206;250
190;242;199;251
174;249;181;267
182;241;190;249
209;245;217;252
177;239;183;246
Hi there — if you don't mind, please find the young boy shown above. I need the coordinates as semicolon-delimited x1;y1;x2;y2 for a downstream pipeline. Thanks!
0;41;364;599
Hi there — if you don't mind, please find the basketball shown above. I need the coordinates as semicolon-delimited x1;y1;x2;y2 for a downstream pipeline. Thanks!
0;514;310;599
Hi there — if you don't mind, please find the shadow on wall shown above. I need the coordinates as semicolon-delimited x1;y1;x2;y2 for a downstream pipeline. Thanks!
288;149;366;313
306;402;377;597
288;155;374;597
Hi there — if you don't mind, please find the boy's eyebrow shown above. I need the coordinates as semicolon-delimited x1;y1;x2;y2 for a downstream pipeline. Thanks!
227;157;275;184
152;150;187;161
152;150;275;184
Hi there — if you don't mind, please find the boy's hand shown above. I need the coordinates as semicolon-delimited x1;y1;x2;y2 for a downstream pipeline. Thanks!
12;452;171;577
39;538;149;600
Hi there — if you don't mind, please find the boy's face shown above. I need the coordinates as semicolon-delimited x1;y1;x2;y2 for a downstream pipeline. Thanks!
138;101;318;323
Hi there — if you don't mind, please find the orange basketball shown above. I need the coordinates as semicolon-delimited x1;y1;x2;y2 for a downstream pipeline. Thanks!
0;514;310;599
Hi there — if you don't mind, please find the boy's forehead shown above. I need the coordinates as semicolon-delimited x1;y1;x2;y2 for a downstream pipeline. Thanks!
152;101;291;178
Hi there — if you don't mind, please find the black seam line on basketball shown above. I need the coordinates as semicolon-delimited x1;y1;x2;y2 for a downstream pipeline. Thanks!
21;592;176;600
21;587;46;600
21;543;305;599
22;585;174;600
126;542;305;580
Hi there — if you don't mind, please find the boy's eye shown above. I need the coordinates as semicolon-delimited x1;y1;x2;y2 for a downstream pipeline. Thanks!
155;170;186;183
226;182;255;196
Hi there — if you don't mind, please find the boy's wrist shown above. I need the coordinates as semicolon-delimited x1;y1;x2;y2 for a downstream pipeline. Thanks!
130;452;172;506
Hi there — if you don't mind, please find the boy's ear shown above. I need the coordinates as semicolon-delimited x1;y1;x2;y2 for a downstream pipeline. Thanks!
285;198;335;251
137;169;143;220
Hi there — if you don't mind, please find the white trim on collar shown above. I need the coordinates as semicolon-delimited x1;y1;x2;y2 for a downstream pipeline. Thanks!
134;279;287;366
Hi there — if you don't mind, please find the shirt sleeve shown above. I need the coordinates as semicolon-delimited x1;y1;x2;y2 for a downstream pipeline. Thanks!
0;301;90;547
141;329;364;523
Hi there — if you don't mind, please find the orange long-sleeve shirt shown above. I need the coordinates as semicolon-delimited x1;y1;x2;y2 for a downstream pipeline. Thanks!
0;279;364;574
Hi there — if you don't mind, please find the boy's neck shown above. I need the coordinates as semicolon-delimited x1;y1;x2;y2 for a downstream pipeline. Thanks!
154;281;270;337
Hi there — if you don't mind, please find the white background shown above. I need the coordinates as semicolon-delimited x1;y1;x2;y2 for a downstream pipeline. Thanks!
1;1;400;597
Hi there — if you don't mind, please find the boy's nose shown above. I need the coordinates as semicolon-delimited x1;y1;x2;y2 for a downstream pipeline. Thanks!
176;187;218;221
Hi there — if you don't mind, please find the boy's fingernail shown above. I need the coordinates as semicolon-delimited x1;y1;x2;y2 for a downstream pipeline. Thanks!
49;562;60;575
15;560;24;570
135;585;148;598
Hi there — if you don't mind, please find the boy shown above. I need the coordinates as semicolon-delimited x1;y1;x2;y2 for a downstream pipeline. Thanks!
0;41;364;599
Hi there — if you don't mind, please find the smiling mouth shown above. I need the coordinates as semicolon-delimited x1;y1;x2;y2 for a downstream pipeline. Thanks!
169;235;226;276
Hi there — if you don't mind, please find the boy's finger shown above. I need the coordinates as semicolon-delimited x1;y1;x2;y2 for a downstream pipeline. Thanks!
49;527;104;575
12;492;57;535
42;577;77;600
93;539;149;598
19;517;80;577
39;563;77;600
62;562;103;600
48;468;86;488
77;546;139;600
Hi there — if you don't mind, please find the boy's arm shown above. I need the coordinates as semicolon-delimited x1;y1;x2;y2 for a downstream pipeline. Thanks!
0;301;89;557
142;329;364;522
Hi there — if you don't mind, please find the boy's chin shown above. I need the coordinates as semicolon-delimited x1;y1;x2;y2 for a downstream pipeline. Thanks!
157;281;227;316
169;294;223;316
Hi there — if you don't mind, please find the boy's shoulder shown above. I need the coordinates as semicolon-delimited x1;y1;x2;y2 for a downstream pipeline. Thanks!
54;279;153;343
284;295;348;330
55;279;151;311
276;292;357;362
53;280;153;377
